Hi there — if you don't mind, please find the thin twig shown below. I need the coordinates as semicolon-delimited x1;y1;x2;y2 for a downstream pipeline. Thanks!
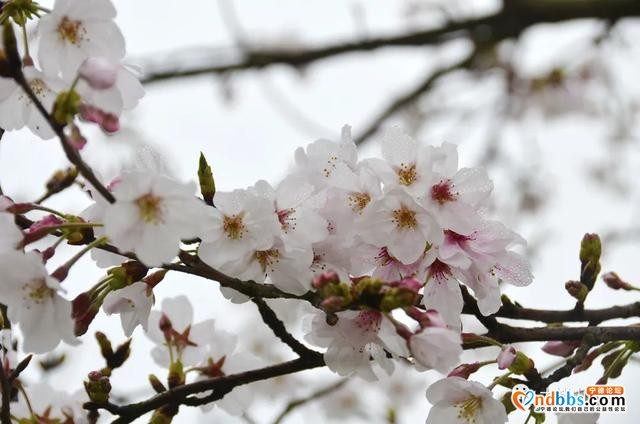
354;52;475;145
0;361;11;424
272;379;348;424
11;72;115;203
252;297;320;358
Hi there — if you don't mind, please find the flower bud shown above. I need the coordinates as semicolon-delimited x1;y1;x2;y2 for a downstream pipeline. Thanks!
168;360;185;389
109;339;131;370
84;371;111;404
45;167;79;196
508;351;534;375
149;374;167;393
78;57;119;90
541;340;581;357
312;271;340;289
72;292;100;336
579;233;601;290
143;269;168;289
497;345;517;370
447;362;482;379
198;152;215;206
602;272;633;291
565;280;588;302
53;90;82;126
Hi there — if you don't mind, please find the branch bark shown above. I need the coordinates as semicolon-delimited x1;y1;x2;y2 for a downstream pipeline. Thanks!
139;0;640;84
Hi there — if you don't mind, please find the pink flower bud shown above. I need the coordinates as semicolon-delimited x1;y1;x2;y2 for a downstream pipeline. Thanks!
602;272;632;291
312;271;339;289
406;307;447;329
448;362;482;379
497;345;517;369
78;58;118;90
79;104;120;133
389;277;423;292
541;340;581;357
28;214;63;233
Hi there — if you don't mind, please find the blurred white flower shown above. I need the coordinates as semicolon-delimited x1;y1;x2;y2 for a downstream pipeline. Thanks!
409;325;462;373
0;251;78;353
426;377;507;424
37;0;125;78
102;281;154;336
0;67;63;139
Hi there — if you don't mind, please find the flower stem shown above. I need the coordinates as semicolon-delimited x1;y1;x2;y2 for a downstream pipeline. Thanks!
16;383;35;420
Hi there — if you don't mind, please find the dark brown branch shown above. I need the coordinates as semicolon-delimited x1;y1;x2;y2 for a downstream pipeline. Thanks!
489;324;640;344
481;301;640;324
11;72;115;204
252;298;320;358
139;0;640;85
272;379;348;424
85;355;325;424
534;334;597;391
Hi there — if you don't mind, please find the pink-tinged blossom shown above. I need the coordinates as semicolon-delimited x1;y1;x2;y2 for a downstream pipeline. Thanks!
426;377;507;424
251;177;328;251
102;281;154;336
77;63;144;116
422;260;464;329
0;251;78;353
0;67;64;139
306;310;408;381
358;190;443;264
37;0;126;78
421;167;493;235
102;172;209;267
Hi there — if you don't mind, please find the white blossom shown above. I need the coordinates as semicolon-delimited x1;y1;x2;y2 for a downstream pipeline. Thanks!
0;251;78;353
102;172;209;267
426;377;508;424
37;0;125;78
102;281;154;336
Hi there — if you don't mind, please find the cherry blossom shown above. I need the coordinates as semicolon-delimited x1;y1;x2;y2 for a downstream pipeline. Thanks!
358;189;443;264
409;322;462;373
0;67;64;139
305;310;408;381
0;251;78;353
199;187;280;272
102;172;209;266
37;0;126;78
425;377;507;424
102;281;154;336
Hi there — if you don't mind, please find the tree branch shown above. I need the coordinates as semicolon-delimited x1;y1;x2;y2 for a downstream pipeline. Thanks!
272;379;348;424
0;359;12;424
353;51;475;145
85;355;325;424
252;297;320;358
139;0;640;85
11;71;115;204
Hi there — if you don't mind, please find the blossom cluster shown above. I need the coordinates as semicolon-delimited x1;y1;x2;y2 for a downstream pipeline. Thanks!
0;0;539;423
0;0;143;140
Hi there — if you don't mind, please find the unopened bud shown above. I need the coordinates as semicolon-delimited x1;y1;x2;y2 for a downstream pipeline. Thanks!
72;293;100;336
497;345;517;370
84;371;111;404
46;167;79;195
95;331;114;361
602;272;633;291
197;152;215;206
109;339;131;370
565;280;588;302
579;233;601;290
312;271;340;289
542;340;581;357
508;351;534;375
448;362;482;379
143;269;168;289
149;374;167;393
78;57;118;90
